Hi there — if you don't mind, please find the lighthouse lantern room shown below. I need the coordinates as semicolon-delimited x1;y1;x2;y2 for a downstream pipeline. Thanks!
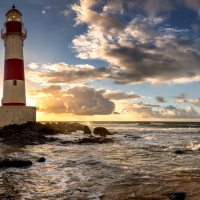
0;5;36;127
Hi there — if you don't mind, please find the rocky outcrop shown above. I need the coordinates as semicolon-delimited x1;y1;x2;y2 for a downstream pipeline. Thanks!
0;122;85;146
83;125;92;135
0;122;59;146
93;127;112;137
0;158;32;168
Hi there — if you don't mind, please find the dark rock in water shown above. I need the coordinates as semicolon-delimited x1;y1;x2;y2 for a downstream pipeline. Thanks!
61;136;114;144
125;134;142;140
77;136;114;144
38;157;46;162
174;150;193;154
83;125;92;135
0;194;16;200
0;158;32;168
168;192;186;200
93;127;112;137
174;150;186;154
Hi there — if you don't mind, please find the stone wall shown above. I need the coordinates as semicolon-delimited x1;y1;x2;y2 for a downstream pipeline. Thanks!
0;106;36;127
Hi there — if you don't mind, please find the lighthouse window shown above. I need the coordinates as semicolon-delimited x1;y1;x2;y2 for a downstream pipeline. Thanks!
13;80;17;86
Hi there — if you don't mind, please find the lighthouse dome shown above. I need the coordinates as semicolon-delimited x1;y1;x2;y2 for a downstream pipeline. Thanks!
6;5;22;15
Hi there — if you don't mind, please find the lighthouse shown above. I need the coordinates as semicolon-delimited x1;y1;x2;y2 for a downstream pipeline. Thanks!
2;5;26;106
0;5;36;127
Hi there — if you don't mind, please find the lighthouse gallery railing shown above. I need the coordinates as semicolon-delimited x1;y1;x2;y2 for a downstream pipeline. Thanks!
1;27;27;36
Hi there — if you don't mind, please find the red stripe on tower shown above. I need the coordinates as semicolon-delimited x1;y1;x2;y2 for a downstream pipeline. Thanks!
1;5;27;106
4;59;25;80
3;103;26;106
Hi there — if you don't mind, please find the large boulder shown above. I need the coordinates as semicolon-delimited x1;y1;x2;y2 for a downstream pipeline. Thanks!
83;125;92;135
93;127;112;137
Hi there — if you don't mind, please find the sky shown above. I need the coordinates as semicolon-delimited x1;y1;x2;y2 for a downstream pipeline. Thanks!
1;0;200;121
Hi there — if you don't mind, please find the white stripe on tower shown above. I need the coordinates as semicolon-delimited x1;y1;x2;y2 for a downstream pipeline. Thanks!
1;5;27;106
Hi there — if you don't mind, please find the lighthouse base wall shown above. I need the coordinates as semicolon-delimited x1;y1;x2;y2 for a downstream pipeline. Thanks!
0;106;36;127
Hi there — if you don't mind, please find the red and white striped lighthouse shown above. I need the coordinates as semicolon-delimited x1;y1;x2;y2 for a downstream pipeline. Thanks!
1;5;27;106
0;5;36;127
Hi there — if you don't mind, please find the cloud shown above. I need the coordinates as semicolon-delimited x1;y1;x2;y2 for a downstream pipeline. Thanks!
143;0;176;17
190;98;200;107
28;63;39;69
71;1;200;85
173;93;188;103
42;10;45;14
102;90;142;100
29;85;115;115
191;24;199;33
129;102;199;118
62;10;72;17
103;0;124;14
185;0;200;15
112;111;120;114
156;96;166;103
45;6;51;10
72;0;124;33
26;63;111;85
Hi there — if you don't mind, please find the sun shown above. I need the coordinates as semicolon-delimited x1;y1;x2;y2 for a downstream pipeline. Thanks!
26;99;36;106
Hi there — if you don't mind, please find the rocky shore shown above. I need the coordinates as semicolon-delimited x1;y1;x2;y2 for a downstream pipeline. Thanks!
0;122;188;200
0;121;114;146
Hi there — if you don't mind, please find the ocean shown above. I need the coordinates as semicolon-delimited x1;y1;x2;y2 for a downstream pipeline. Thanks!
1;121;200;200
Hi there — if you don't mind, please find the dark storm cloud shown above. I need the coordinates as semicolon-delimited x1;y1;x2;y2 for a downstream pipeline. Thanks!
72;0;200;84
104;43;200;84
156;96;166;103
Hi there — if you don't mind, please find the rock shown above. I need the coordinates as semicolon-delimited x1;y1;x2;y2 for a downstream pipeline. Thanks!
174;150;193;154
174;150;185;154
37;157;46;162
168;192;186;200
77;136;114;144
0;158;32;168
0;194;16;199
66;122;84;132
83;125;92;135
0;129;14;138
2;132;47;146
93;127;112;137
0;122;85;146
0;122;60;146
